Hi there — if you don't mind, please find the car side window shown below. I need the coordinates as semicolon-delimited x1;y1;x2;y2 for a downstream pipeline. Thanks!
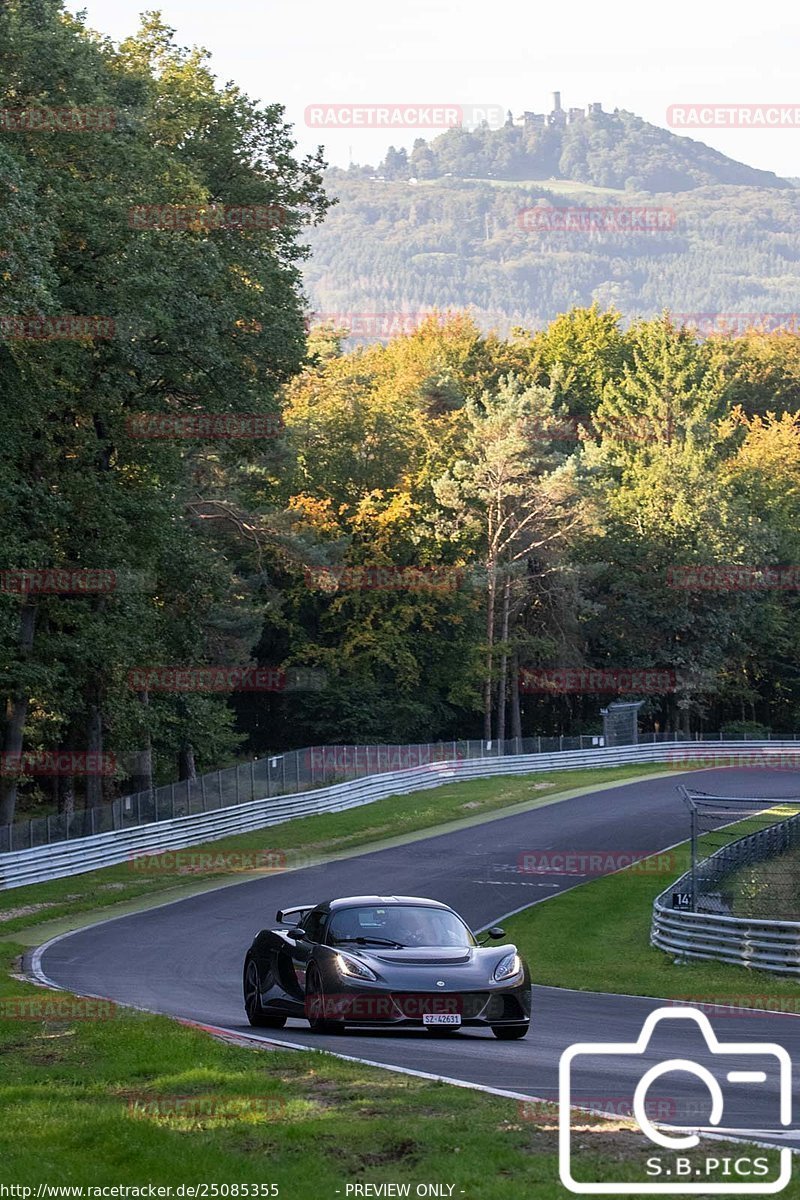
302;911;325;944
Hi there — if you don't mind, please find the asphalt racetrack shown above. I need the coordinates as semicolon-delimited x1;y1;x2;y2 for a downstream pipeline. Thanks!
33;768;800;1151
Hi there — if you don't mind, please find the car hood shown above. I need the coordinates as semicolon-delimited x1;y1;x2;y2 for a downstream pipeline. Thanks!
370;946;475;966
338;943;522;987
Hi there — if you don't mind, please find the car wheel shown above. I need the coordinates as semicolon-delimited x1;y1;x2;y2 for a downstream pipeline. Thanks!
305;965;344;1033
243;957;287;1029
491;1023;529;1040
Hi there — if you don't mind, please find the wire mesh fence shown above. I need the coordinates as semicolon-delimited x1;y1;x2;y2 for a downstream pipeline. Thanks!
0;730;788;855
681;786;800;918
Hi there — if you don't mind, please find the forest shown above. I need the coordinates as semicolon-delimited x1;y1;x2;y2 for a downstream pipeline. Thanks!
2;2;800;827
374;109;789;190
305;171;800;333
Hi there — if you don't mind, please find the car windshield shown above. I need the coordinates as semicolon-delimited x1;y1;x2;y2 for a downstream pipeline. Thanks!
327;904;475;948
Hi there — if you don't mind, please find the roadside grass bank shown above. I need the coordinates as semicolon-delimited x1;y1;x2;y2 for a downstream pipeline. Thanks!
725;845;800;920
0;939;790;1196
506;809;800;1006
0;764;677;939
0;765;794;1190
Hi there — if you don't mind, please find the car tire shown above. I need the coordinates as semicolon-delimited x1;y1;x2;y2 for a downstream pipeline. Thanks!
305;965;344;1034
491;1023;529;1040
243;956;287;1029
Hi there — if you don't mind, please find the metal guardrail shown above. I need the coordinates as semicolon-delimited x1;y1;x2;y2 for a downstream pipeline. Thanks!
4;730;796;854
692;809;800;915
651;905;800;975
3;738;800;892
0;732;647;853
652;809;800;976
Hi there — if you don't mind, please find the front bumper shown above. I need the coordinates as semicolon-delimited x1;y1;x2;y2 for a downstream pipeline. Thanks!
308;984;531;1027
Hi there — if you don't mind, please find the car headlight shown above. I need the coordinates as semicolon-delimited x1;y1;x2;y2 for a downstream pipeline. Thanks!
334;952;377;981
493;951;522;982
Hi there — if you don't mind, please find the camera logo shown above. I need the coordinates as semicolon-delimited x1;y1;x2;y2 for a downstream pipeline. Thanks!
559;1007;792;1194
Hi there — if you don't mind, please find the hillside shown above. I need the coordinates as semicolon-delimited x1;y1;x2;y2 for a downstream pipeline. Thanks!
303;106;799;335
305;173;800;335
375;107;790;192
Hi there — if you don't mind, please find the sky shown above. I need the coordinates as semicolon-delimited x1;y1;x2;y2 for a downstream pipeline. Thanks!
70;0;800;178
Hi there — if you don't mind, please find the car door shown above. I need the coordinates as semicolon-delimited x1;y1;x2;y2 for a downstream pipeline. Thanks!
288;909;325;992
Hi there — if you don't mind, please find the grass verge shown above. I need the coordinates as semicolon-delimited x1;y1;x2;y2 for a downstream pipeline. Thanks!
1;764;794;1192
0;937;792;1195
725;845;800;920
506;810;800;1006
0;764;675;939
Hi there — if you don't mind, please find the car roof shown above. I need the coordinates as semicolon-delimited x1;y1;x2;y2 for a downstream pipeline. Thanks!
319;895;453;913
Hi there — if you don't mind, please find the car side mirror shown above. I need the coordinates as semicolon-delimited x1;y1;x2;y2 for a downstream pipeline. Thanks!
286;926;306;941
480;926;505;943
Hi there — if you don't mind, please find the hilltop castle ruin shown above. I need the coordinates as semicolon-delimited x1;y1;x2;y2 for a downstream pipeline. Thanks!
507;92;603;130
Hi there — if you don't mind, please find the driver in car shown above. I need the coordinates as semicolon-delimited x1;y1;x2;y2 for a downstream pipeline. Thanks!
391;909;436;946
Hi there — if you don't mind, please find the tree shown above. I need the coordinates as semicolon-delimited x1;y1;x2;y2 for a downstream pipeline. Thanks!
599;317;727;442
528;305;629;419
0;1;329;823
573;319;764;735
433;375;580;738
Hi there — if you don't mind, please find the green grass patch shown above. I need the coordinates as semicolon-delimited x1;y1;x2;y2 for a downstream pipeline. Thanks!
479;177;628;196
416;176;627;197
0;764;675;938
725;845;800;920
2;764;794;1191
0;940;790;1194
505;811;800;1005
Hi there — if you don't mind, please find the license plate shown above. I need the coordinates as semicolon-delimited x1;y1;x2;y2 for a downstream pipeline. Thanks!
423;1013;461;1026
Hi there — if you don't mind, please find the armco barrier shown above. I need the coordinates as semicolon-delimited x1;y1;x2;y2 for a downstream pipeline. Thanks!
2;740;800;891
691;808;800;914
652;807;800;976
5;732;797;854
0;734;614;853
651;904;800;976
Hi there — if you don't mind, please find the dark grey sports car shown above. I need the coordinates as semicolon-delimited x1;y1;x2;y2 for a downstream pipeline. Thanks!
243;894;531;1039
